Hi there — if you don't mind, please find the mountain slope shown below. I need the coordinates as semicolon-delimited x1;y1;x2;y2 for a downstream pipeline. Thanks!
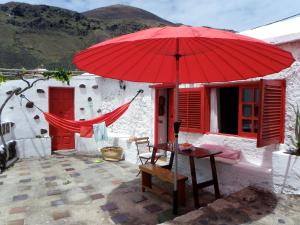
83;4;172;25
0;2;173;70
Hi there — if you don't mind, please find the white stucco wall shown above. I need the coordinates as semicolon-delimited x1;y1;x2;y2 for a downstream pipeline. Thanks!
1;22;300;195
239;16;300;45
177;61;300;195
1;62;300;194
278;41;300;62
0;74;153;161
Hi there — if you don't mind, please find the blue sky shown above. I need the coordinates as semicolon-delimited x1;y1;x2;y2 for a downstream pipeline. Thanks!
1;0;300;31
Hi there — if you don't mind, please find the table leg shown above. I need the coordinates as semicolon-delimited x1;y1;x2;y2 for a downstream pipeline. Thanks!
210;156;220;199
141;171;151;192
189;156;199;208
151;147;157;164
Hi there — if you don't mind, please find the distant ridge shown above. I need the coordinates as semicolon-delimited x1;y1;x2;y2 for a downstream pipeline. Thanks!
83;4;173;25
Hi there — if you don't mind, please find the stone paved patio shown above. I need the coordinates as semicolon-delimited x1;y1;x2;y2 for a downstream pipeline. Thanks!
1;154;300;225
160;187;300;225
0;154;214;225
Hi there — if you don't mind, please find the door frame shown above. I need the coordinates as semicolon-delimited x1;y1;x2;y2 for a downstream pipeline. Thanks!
48;86;75;151
153;86;175;144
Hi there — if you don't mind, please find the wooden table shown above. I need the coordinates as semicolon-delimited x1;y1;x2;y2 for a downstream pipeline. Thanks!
151;143;222;208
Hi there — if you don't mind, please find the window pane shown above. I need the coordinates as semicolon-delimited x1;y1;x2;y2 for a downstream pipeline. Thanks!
242;104;252;117
242;120;252;132
254;120;258;133
243;89;253;102
255;89;260;104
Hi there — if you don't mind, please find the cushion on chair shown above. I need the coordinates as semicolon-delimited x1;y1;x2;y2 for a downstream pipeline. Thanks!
139;152;164;159
199;144;241;164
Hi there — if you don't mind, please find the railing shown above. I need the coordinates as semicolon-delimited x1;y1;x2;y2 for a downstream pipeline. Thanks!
0;68;84;79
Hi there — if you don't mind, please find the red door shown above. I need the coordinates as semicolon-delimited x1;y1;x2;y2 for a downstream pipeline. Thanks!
49;87;75;151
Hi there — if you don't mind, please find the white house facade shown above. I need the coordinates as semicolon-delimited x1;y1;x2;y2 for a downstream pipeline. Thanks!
1;16;300;195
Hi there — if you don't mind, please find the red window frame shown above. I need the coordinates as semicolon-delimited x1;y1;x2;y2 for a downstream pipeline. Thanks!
238;85;260;138
204;82;260;138
152;80;285;148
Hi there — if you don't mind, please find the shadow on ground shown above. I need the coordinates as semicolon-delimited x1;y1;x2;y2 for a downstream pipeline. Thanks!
103;168;216;225
104;161;280;225
163;187;279;225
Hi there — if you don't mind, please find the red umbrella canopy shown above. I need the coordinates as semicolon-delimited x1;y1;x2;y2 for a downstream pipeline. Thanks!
73;26;294;83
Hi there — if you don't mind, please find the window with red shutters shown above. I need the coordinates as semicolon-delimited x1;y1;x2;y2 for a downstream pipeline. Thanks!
257;79;286;147
173;80;285;147
178;88;204;133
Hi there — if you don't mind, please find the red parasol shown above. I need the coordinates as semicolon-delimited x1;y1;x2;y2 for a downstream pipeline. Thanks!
73;25;294;214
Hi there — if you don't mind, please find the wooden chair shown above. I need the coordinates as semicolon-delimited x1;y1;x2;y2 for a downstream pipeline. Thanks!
134;137;164;175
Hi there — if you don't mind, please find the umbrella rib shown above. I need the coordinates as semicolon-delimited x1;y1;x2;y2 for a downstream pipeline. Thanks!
75;40;135;63
189;38;229;82
198;38;248;80
183;56;191;84
201;38;261;76
184;37;210;83
217;39;284;73
131;39;174;82
79;39;158;69
89;39;161;74
151;38;176;83
87;26;169;61
230;40;292;69
148;26;170;39
180;40;192;84
246;40;293;58
116;39;173;80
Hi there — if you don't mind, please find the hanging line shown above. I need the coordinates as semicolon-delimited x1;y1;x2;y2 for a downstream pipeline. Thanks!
19;94;44;113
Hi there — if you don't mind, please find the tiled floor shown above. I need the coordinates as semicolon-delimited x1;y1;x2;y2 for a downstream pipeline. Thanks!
0;154;212;225
3;155;297;225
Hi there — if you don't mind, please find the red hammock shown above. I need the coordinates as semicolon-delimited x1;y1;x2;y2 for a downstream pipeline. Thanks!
44;102;130;138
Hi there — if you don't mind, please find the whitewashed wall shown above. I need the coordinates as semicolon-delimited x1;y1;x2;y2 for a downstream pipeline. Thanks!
0;75;153;161
0;42;299;195
177;59;300;195
278;41;300;62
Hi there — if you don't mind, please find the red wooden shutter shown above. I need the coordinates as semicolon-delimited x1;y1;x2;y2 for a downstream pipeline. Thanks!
257;79;286;147
178;88;204;133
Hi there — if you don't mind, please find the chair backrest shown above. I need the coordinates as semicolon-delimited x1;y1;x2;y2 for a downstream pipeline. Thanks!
134;137;150;155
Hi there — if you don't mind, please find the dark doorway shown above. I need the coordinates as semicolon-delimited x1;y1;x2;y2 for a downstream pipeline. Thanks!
219;87;239;135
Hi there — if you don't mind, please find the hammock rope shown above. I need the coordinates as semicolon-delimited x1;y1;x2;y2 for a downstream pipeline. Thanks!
19;89;144;137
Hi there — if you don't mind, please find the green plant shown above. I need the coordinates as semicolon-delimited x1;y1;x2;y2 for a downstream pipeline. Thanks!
291;105;300;155
0;73;6;84
44;68;72;85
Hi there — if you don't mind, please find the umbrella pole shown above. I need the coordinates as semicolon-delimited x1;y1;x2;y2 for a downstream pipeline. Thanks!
173;39;181;215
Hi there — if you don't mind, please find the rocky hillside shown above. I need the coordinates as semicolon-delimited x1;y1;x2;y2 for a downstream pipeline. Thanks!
0;2;173;69
83;4;172;24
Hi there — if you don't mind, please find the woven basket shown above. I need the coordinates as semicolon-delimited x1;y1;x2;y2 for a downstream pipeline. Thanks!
100;146;123;161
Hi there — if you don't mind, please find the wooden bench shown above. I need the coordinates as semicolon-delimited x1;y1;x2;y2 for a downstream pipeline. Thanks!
139;164;188;205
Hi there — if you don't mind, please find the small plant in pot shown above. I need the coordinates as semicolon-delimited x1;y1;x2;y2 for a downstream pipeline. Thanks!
288;105;300;156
